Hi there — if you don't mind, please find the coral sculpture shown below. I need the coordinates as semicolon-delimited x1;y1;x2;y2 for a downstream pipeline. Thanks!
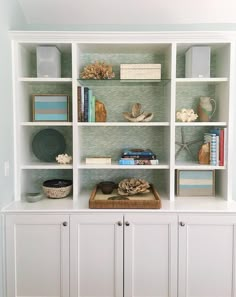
56;154;72;164
176;108;198;122
118;178;150;196
123;103;153;122
80;61;115;79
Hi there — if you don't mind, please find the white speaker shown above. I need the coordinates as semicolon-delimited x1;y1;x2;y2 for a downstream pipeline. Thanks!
37;46;61;78
185;46;211;78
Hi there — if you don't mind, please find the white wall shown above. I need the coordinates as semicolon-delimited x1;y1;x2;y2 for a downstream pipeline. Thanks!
0;1;26;295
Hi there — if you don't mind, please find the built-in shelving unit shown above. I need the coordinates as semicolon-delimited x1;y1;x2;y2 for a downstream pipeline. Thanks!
11;32;234;204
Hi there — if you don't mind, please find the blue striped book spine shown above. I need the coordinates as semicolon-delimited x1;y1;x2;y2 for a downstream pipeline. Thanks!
204;133;217;166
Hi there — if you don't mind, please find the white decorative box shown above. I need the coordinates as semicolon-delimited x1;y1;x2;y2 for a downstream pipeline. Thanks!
120;64;161;79
185;46;211;78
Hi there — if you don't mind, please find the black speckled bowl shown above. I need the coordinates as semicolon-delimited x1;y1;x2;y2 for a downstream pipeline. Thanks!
42;179;72;198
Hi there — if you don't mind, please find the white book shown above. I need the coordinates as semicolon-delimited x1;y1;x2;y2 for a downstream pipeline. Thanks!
85;157;112;164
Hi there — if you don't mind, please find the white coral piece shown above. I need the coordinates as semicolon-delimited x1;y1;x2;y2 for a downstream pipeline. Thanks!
56;154;72;164
176;108;198;122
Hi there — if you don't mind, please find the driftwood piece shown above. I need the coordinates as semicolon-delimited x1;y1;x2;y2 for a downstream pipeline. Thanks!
198;142;210;164
95;100;107;122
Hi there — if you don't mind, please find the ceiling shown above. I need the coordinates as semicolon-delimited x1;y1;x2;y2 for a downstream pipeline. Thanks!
17;0;236;25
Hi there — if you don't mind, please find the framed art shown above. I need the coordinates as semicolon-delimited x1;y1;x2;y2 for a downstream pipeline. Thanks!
32;94;69;121
176;170;215;196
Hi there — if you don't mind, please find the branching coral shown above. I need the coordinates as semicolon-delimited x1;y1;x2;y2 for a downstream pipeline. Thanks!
56;154;72;164
176;108;198;122
80;61;115;79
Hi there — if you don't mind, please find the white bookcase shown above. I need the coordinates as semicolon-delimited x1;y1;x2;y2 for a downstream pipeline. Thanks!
10;32;235;204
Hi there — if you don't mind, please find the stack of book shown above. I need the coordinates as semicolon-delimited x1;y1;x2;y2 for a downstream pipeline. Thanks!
204;127;227;166
78;86;96;122
118;149;159;165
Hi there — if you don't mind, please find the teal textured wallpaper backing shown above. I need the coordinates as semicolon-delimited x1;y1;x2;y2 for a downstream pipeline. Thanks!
26;51;221;194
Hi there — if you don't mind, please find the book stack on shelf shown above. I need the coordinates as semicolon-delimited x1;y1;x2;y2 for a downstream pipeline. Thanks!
204;128;227;166
118;149;159;165
77;86;96;122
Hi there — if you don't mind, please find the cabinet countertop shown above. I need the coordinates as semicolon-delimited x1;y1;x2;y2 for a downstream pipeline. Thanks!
2;195;236;214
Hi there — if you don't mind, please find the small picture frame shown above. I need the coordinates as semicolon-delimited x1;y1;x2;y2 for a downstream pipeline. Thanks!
32;94;69;122
176;170;215;196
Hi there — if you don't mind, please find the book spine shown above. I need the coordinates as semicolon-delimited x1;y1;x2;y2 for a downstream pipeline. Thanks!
204;133;217;166
81;86;84;121
119;159;135;165
121;155;157;160
91;95;96;122
77;86;82;122
210;134;217;166
122;149;154;156
219;129;224;166
88;89;93;122
216;135;219;166
84;87;89;122
119;158;159;165
224;128;227;166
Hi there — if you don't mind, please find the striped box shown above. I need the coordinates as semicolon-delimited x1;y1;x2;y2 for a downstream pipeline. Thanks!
176;170;215;196
32;94;69;121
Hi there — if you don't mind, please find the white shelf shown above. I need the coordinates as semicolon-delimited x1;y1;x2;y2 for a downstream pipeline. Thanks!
176;77;228;83
21;122;73;126
78;122;170;127
175;161;226;170
21;162;73;169
3;196;236;213
18;77;72;83
175;122;227;127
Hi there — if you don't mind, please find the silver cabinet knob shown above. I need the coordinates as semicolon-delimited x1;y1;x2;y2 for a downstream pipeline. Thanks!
179;222;185;227
62;221;68;226
125;221;130;226
117;221;122;226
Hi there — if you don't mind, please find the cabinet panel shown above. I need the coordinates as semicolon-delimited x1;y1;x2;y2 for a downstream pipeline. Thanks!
124;214;178;297
5;214;69;297
70;214;123;297
178;215;236;297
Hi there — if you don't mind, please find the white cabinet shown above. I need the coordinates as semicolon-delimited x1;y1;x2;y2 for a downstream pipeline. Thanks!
70;214;124;297
5;212;236;297
124;214;178;297
178;214;236;297
5;214;70;297
70;213;178;297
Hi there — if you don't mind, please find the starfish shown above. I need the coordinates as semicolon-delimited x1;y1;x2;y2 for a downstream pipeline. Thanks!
175;127;203;160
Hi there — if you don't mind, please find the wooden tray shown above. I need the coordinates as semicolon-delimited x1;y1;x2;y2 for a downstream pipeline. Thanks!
89;184;161;209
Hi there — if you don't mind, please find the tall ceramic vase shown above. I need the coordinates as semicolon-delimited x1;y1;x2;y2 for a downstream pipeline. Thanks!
198;96;216;122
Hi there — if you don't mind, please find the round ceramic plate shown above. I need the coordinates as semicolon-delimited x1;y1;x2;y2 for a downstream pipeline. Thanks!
32;129;66;162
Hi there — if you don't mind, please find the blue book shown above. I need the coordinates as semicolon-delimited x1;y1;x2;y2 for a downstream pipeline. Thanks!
88;89;93;122
84;87;89;122
204;133;217;166
122;149;155;156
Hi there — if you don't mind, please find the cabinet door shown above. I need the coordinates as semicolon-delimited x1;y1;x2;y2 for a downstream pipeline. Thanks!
70;214;123;297
124;214;178;297
5;214;69;297
178;214;236;297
